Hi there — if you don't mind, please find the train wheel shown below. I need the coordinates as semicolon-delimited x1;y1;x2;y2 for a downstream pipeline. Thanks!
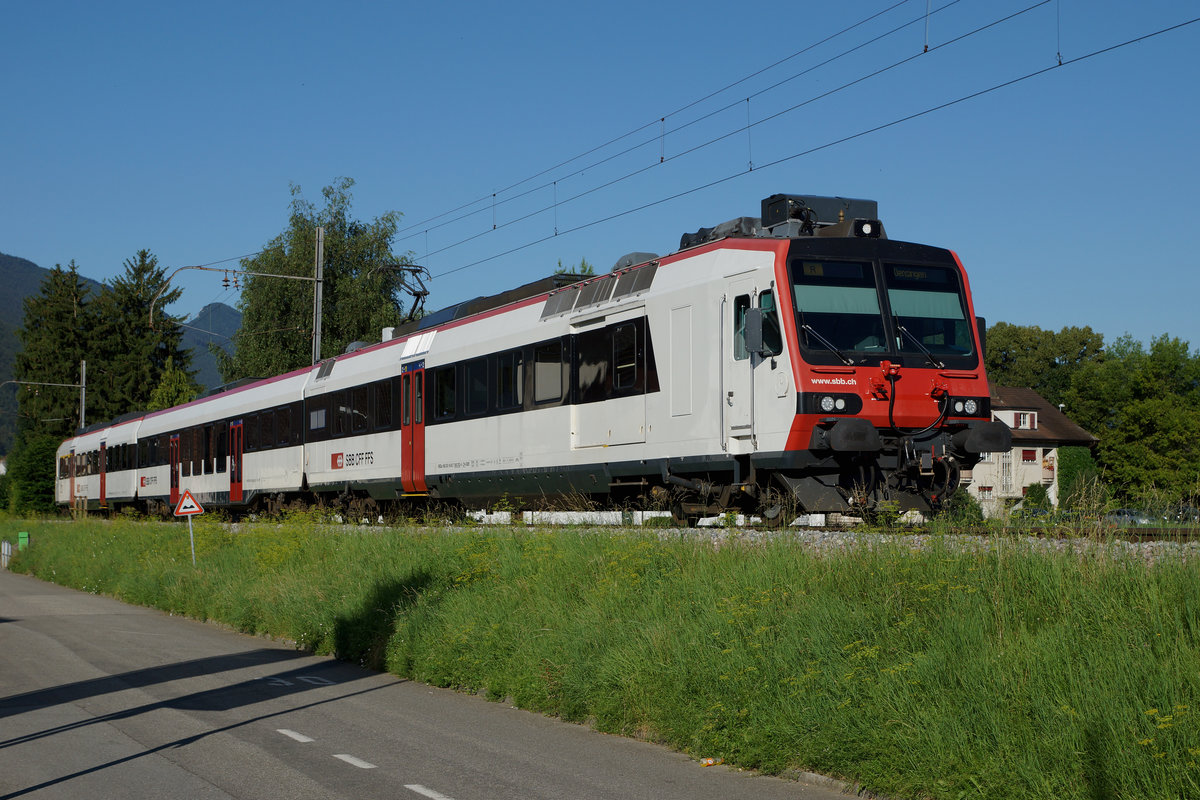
670;500;698;528
759;490;789;529
347;495;379;524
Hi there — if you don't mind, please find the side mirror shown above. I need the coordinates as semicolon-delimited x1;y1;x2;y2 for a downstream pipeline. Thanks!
745;308;764;356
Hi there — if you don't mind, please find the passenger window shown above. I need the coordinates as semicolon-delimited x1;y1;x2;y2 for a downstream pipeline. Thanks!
261;412;276;450
465;358;488;416
309;404;327;433
434;366;456;420
203;425;213;475
332;392;347;438
576;329;609;404
758;290;783;356
496;350;524;410
277;406;291;446
351;385;370;433
613;323;638;390
216;425;228;474
374;380;393;430
533;341;563;403
733;294;751;360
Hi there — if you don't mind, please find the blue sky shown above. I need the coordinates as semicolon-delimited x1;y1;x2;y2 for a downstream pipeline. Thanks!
4;0;1198;351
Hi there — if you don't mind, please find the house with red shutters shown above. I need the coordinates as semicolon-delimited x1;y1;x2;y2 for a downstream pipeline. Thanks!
967;384;1098;516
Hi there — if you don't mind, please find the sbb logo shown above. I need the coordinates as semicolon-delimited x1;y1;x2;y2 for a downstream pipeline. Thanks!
331;453;344;470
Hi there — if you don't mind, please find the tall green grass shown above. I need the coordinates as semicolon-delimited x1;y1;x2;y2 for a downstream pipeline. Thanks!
4;517;1198;799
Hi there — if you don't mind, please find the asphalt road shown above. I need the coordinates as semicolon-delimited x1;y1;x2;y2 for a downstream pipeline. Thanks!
0;570;852;800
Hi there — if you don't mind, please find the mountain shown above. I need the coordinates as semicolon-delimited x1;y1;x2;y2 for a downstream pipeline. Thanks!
182;302;241;390
0;252;106;320
0;252;241;455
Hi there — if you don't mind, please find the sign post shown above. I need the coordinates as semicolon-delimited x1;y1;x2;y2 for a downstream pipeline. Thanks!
173;490;205;566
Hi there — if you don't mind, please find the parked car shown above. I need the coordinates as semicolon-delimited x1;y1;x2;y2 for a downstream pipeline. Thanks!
1103;508;1154;527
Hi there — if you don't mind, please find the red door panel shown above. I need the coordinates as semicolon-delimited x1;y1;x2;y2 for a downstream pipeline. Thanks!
400;367;427;493
169;434;180;507
229;421;244;503
99;442;107;508
401;373;413;492
412;370;426;492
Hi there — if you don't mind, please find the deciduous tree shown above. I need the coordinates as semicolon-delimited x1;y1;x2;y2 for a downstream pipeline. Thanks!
1064;335;1200;501
218;178;413;382
985;322;1104;407
148;355;200;410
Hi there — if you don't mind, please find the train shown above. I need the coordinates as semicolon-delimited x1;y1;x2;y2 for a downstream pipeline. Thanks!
56;193;1011;525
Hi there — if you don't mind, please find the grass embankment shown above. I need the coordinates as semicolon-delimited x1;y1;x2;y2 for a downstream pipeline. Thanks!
2;517;1198;799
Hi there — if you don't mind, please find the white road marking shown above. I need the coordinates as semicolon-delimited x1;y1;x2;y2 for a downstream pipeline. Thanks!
276;729;314;743
405;785;457;800
334;754;378;769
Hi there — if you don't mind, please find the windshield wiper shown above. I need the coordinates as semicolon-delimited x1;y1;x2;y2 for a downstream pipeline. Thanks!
895;320;945;369
800;321;854;366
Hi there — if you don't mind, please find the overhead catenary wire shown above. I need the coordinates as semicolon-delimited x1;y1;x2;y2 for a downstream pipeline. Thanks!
395;0;922;239
159;1;1038;292
397;0;965;246
429;15;1200;281
417;0;1049;265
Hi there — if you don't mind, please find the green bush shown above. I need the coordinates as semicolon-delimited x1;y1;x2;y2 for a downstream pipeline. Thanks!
939;488;984;524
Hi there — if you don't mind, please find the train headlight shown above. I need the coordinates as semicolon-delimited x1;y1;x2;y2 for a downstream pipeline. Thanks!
950;397;985;416
805;392;862;415
853;218;882;238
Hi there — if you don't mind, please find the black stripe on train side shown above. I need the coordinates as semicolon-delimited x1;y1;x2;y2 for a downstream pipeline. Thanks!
424;315;660;427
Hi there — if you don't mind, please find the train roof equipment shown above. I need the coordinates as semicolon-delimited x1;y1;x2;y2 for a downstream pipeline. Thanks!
680;193;885;249
401;193;885;339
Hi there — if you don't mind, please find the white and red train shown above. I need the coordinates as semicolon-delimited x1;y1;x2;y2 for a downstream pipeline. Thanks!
56;194;1011;523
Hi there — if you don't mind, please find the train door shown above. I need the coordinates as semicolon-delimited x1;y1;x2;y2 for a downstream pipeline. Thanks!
99;441;108;508
724;277;757;452
169;434;181;507
229;420;244;504
68;449;76;506
401;364;427;493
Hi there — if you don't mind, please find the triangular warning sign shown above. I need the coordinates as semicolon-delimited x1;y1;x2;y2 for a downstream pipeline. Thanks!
174;490;205;516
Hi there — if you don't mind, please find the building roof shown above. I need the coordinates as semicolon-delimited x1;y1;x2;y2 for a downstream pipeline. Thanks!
989;384;1099;447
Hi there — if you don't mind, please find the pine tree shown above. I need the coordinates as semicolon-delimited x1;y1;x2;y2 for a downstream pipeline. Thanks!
13;261;92;439
9;261;93;512
89;249;193;422
148;355;200;410
218;178;412;382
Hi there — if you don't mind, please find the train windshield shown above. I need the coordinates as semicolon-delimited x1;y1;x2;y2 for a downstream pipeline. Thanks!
791;260;887;356
789;257;975;366
884;263;974;357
